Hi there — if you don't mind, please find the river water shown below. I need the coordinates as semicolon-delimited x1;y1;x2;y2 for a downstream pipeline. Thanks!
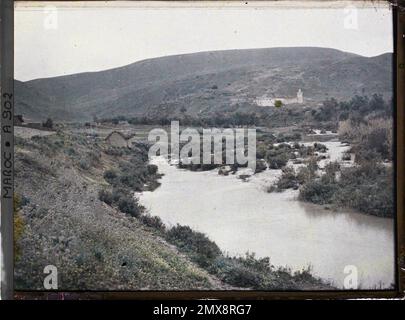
139;141;395;289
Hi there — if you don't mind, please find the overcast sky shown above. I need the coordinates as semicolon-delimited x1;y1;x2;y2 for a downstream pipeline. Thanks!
15;1;394;81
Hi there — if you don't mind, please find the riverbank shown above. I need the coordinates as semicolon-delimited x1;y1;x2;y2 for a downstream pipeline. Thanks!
14;128;332;290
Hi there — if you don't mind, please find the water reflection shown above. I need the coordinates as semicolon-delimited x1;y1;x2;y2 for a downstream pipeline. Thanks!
139;155;395;289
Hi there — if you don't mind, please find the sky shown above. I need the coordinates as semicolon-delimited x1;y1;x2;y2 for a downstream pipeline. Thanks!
14;1;394;81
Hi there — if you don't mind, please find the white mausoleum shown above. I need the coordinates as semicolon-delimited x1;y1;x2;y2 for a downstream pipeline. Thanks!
255;89;304;107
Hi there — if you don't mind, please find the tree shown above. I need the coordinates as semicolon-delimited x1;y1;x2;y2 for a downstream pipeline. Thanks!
274;100;283;108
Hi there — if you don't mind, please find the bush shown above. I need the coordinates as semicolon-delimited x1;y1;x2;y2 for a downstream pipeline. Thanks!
79;158;91;170
324;161;340;176
332;163;393;217
140;214;166;232
267;154;288;169
105;147;124;156
339;117;393;162
270;167;298;192
118;195;142;217
212;253;272;289
104;169;118;182
98;189;113;205
147;164;158;175
111;188;125;202
299;175;338;205
266;144;293;169
299;160;393;217
296;166;313;184
313;143;328;153
256;144;268;159
166;224;221;268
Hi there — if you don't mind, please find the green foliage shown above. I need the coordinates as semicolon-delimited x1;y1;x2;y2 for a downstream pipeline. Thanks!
274;100;283;108
99;187;143;217
270;167;299;192
313;143;328;153
276;132;301;143
79;158;91;170
332;163;393;217
98;189;113;205
103;169;118;182
299;173;338;205
118;196;142;217
166;224;222;268
299;161;393;217
266;144;294;169
213;253;271;288
105;147;124;156
139;214;166;232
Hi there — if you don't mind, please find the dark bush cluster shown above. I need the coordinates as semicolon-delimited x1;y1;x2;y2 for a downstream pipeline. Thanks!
299;162;393;217
299;174;338;205
103;156;161;192
333;163;393;217
268;167;299;192
166;224;222;268
98;188;144;217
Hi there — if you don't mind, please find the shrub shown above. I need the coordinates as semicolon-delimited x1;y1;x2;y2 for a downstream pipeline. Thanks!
213;253;272;289
111;188;125;202
256;144;268;159
65;147;76;156
139;214;166;232
147;164;158;175
332;163;393;217
299;175;338;205
324;161;340;176
79;158;91;170
266;145;293;169
166;224;222;268
271;167;298;191
105;147;124;156
313;143;328;153
104;169;118;182
296;166;314;184
299;160;393;217
339;117;393;162
98;189;113;205
118;195;142;217
267;154;288;169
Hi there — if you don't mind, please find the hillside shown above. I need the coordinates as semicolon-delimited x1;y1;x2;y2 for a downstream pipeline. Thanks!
13;128;227;290
14;126;333;290
15;47;393;122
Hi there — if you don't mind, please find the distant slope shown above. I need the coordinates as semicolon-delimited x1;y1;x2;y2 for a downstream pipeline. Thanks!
15;47;393;122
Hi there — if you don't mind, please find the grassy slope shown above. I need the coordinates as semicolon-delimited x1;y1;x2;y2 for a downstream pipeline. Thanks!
14;129;227;290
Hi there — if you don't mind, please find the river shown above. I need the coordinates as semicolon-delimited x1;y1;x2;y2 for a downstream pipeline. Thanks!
139;141;395;289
